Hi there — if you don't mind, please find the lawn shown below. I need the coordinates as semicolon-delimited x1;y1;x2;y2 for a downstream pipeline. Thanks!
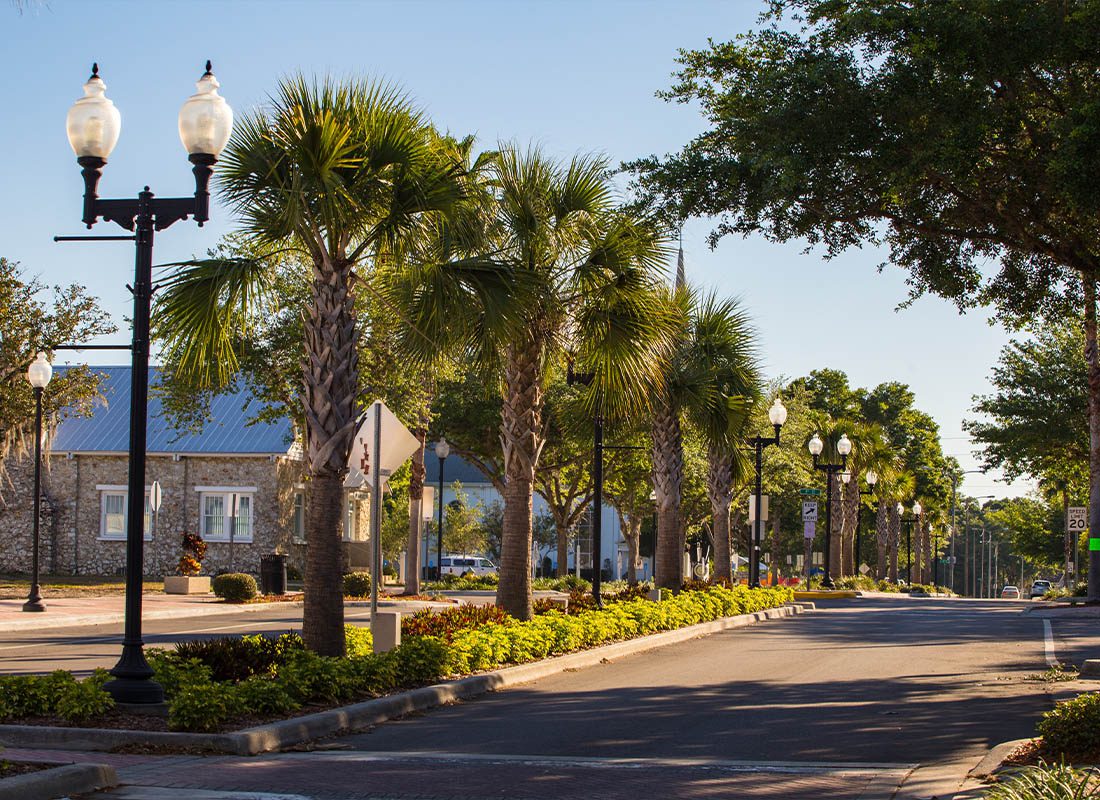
0;574;164;599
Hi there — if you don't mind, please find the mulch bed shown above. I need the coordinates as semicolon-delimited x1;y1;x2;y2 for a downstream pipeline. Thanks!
1001;738;1100;769
0;761;51;778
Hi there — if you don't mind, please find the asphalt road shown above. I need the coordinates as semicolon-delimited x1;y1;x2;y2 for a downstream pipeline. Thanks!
340;597;1057;766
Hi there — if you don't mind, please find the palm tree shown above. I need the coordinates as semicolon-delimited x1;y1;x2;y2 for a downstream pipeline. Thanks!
391;145;674;618
154;76;483;655
838;422;895;576
651;290;760;589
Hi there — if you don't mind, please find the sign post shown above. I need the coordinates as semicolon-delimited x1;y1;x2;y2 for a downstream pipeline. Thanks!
1068;506;1087;589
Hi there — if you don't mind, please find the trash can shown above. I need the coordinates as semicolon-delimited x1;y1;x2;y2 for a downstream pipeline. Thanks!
260;553;288;595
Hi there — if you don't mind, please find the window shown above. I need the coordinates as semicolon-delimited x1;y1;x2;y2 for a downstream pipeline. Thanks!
97;486;153;541
197;489;255;542
292;491;305;544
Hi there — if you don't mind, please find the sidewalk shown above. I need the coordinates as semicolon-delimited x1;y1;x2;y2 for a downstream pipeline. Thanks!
0;591;456;633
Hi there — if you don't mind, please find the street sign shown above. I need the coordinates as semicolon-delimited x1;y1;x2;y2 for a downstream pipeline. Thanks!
801;501;818;522
803;520;816;539
1068;506;1088;533
859;563;871;575
149;480;162;513
799;488;821;496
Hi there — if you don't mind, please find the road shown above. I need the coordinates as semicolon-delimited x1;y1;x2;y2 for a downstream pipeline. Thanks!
24;595;1079;799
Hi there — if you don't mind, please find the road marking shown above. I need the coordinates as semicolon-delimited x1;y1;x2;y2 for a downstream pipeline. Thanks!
273;749;918;774
1044;618;1059;668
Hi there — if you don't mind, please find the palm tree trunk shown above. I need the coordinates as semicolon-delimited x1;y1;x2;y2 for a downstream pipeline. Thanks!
875;501;888;580
497;339;544;620
301;258;359;656
828;475;842;584
1086;276;1100;602
888;502;900;583
922;519;932;586
403;425;426;596
652;394;684;590
707;447;734;583
622;514;642;584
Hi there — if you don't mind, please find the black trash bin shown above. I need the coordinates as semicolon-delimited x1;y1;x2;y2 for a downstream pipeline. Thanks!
260;553;288;595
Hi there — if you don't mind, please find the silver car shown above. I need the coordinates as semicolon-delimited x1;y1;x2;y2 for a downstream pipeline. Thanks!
1030;580;1052;599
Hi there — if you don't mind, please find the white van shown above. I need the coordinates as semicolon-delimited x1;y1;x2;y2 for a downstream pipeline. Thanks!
440;556;497;577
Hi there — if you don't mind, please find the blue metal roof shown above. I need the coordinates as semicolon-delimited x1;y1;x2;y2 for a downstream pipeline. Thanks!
52;366;295;455
424;454;497;485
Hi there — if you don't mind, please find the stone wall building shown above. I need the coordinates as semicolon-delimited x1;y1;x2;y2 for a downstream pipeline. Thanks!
0;366;372;578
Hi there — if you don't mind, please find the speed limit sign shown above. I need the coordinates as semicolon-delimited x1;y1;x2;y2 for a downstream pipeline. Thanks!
1068;507;1088;532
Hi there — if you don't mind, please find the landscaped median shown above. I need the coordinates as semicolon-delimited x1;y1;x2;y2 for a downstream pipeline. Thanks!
0;584;800;755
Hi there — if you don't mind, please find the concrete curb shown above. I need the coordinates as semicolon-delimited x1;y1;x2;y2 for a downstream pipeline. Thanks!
0;762;117;800
0;602;809;756
794;590;857;600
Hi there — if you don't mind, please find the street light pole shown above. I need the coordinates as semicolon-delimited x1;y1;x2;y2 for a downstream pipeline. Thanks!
434;438;449;580
22;354;52;613
748;399;788;588
852;471;877;576
898;501;922;585
61;63;232;706
808;432;852;589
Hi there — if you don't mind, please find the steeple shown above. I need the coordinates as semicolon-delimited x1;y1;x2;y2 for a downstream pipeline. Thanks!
674;227;686;289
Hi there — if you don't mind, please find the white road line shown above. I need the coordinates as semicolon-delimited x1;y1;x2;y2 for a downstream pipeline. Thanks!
1044;618;1059;668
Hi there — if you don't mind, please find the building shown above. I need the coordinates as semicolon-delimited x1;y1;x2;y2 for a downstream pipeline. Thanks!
0;366;321;578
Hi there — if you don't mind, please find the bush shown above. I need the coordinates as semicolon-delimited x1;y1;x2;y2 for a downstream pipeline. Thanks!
402;604;511;640
1074;582;1088;597
1038;692;1100;759
285;563;303;582
984;761;1100;799
173;633;305;682
382;563;398;578
344;625;374;657
343;572;372;597
0;670;113;723
212;573;258;603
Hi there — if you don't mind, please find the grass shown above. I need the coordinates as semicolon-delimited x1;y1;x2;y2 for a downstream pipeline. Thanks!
1026;665;1080;683
0;574;164;599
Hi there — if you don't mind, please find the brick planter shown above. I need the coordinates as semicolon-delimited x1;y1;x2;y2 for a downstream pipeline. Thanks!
164;575;211;595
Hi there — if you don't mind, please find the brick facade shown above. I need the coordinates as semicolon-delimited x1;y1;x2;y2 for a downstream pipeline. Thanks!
0;452;309;578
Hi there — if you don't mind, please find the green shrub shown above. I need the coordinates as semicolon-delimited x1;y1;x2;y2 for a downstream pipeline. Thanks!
285;563;303;582
984;761;1100;799
1038;692;1100;759
173;633;304;682
212;573;258;603
168;680;242;732
234;676;301;716
391;636;451;687
344;625;374;657
148;652;213;697
1074;582;1088;597
0;670;113;724
343;572;372;597
55;676;115;724
382;563;398;578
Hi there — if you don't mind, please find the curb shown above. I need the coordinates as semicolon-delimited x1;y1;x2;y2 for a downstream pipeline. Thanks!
0;762;117;800
0;602;809;756
793;591;857;600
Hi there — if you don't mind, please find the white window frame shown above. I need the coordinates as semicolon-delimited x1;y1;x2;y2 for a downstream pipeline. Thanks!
195;487;256;543
96;485;153;541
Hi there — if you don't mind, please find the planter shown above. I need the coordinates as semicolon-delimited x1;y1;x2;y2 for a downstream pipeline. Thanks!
164;576;211;595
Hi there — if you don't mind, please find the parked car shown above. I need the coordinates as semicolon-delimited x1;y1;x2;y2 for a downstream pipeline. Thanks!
440;556;497;577
1030;580;1053;599
1001;585;1021;599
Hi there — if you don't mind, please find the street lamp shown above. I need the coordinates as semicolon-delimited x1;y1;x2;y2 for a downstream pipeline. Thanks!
434;437;450;580
748;399;787;587
853;468;880;576
809;432;851;588
22;353;52;613
63;63;233;706
899;501;922;584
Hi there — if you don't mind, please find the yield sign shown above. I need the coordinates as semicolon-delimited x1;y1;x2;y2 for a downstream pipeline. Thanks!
345;400;421;489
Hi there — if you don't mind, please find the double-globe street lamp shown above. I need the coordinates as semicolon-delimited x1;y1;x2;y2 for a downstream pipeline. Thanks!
897;501;923;585
748;399;788;588
839;469;877;576
434;438;450;580
62;63;233;705
808;432;852;589
22;353;53;613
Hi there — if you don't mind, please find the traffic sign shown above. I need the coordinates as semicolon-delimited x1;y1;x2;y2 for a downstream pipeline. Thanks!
799;488;821;496
802;501;818;522
1068;506;1088;533
803;520;816;539
149;480;162;513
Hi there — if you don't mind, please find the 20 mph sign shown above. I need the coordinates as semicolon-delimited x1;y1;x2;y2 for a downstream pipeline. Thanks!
1068;506;1088;532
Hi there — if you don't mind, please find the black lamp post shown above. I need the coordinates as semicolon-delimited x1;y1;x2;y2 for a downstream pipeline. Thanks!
434;438;449;580
748;399;788;587
22;353;52;613
847;470;877;576
566;362;604;607
933;526;941;588
898;501;923;585
808;432;852;589
61;63;233;705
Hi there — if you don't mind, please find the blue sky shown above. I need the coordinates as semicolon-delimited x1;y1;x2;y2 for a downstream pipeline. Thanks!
2;0;1024;499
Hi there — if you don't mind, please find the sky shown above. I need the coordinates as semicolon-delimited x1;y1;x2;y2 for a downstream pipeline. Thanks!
1;0;1027;500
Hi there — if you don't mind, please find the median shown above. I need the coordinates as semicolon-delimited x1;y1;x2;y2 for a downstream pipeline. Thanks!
0;584;801;754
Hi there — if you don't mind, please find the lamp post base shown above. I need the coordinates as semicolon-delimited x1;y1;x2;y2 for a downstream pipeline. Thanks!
105;644;165;705
22;592;46;613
